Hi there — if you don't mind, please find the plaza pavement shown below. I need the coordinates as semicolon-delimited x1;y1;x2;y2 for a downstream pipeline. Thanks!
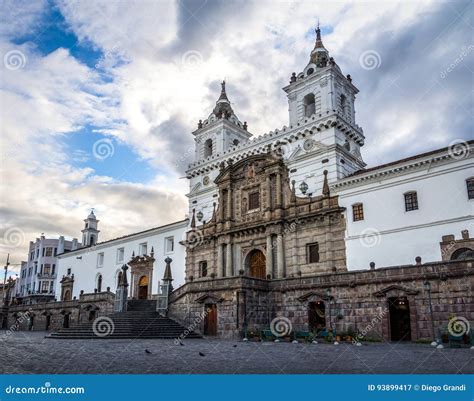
0;331;472;374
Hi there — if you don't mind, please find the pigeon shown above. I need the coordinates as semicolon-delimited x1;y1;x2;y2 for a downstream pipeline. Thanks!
145;349;152;354
233;345;237;348
199;352;205;357
179;340;185;346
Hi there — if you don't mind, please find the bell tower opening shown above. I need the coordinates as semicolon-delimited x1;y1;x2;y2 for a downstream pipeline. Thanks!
304;93;316;117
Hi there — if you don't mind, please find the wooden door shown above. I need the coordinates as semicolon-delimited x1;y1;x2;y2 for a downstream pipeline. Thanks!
204;304;217;336
389;297;411;341
249;250;266;279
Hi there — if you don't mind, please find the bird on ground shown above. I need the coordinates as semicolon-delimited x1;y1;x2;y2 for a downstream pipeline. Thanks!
198;352;205;357
145;349;152;354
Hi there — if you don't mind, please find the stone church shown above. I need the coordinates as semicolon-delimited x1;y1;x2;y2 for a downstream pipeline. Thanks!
6;25;473;343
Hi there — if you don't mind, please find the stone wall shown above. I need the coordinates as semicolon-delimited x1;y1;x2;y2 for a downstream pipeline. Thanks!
6;291;115;332
169;259;473;341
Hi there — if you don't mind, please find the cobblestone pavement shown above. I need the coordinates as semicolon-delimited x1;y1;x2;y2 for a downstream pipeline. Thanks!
1;331;472;374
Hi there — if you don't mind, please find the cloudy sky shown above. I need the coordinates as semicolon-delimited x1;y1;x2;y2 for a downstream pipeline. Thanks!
1;0;472;275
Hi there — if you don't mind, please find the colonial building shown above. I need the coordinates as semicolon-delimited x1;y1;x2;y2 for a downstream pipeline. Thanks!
4;25;473;342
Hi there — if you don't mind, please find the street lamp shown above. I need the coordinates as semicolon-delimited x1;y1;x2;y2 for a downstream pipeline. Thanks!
299;181;309;195
196;211;204;222
424;280;438;346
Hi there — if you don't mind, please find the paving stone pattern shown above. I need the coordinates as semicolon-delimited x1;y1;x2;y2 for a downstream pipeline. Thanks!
0;331;473;374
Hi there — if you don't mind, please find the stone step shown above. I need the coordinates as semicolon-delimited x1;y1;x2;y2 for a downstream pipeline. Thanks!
48;311;201;340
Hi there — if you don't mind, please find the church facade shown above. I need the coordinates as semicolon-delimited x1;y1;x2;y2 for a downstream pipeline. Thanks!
8;26;473;342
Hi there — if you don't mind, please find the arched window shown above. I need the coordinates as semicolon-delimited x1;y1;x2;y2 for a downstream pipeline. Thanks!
96;274;102;292
199;261;208;277
450;248;473;260
340;94;347;113
303;93;316;117
204;139;213;158
89;235;95;246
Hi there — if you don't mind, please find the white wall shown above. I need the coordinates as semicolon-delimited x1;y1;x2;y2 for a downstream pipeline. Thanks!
56;221;188;300
336;156;474;269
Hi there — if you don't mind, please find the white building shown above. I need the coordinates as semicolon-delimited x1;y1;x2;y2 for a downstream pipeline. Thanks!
56;219;187;300
16;234;76;303
53;26;472;299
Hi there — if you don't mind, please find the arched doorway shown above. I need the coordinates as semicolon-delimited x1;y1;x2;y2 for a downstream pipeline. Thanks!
45;315;51;331
138;275;149;300
308;301;326;332
63;314;70;328
247;250;266;279
388;297;411;341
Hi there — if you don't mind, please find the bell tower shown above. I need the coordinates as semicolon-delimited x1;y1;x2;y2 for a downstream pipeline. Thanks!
81;209;100;247
283;24;365;184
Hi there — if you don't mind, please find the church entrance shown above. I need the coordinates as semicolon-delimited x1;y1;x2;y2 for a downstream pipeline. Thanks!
308;301;326;332
63;314;70;328
248;250;266;279
389;297;411;341
138;276;149;300
204;304;217;336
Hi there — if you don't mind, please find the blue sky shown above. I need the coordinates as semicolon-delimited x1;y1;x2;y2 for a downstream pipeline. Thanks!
1;0;472;274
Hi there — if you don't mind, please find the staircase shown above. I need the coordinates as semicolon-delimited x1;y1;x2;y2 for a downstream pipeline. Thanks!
48;300;201;340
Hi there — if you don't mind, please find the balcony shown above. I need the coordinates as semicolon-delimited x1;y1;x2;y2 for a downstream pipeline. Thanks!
37;272;55;279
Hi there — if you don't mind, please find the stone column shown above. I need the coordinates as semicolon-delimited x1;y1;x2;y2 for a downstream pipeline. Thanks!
266;235;273;278
226;186;232;220
277;234;285;278
218;191;224;221
226;243;233;277
217;244;223;277
276;173;282;208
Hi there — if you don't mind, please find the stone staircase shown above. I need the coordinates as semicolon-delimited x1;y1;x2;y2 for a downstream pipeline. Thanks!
48;300;201;340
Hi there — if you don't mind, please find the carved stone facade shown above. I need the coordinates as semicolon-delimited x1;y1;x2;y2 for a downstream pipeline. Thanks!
183;153;347;283
169;259;473;340
128;252;155;300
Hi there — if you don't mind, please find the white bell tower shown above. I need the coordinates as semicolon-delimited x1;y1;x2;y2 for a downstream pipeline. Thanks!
81;209;100;246
283;24;366;183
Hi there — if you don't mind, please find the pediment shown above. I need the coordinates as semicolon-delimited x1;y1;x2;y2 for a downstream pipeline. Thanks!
297;291;332;302
373;285;419;298
194;293;224;304
190;182;202;194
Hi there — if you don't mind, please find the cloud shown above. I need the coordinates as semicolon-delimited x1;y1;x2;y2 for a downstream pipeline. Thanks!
1;0;472;275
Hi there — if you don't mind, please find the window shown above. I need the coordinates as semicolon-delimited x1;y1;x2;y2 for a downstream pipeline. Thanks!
30;251;34;261
204;138;213;158
116;248;124;264
44;247;53;257
352;203;364;221
200;261;208;277
52;264;55;275
307;243;320;263
467;178;474;200
404;191;419;211
41;281;49;293
340;94;347;113
54;247;57;256
303;93;316;117
139;243;148;256
67;268;71;275
43;264;51;275
248;191;260;210
165;237;174;253
97;252;104;267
